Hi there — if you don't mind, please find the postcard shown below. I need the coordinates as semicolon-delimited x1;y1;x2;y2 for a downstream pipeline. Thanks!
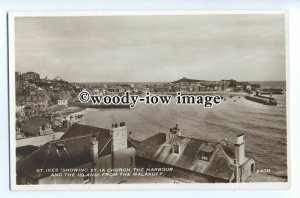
9;11;289;190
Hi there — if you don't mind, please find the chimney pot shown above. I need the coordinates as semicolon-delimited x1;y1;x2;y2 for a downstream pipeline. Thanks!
56;143;64;150
236;133;244;144
120;122;126;127
237;133;243;137
91;133;97;139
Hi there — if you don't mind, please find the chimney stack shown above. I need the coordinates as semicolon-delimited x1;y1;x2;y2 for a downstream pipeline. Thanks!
112;123;119;128
165;128;172;145
90;133;98;165
120;122;126;127
234;159;240;183
235;133;245;165
39;126;43;135
166;124;182;145
110;122;128;152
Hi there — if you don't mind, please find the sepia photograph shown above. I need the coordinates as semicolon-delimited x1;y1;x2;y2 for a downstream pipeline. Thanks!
9;11;288;189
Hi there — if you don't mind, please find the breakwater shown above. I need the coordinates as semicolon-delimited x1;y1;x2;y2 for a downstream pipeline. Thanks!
245;95;277;106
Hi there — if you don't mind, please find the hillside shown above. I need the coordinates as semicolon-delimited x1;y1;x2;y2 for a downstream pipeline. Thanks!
172;77;201;83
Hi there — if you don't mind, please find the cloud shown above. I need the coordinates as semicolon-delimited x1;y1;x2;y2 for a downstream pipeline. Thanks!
15;14;286;82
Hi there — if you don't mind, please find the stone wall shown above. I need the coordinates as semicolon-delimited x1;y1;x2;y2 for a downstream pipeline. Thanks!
240;158;255;182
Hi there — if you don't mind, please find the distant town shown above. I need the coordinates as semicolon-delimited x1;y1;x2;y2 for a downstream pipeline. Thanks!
16;71;263;106
15;71;286;140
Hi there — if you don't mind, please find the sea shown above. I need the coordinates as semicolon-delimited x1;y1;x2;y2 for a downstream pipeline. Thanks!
82;81;287;178
249;81;286;90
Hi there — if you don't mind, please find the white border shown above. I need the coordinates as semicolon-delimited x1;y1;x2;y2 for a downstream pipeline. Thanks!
8;10;290;190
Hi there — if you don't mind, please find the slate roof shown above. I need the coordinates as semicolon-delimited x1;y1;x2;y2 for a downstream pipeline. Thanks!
17;124;134;180
20;117;51;136
16;145;39;161
136;133;236;181
17;131;112;180
60;124;110;139
199;144;215;153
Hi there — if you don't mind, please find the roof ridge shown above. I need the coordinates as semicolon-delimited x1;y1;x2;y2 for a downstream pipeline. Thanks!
140;132;165;142
38;143;52;178
156;132;218;143
72;123;109;131
51;134;93;143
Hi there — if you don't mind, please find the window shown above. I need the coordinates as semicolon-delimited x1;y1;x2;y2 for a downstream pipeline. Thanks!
130;156;133;166
200;151;210;161
251;163;255;172
173;145;179;154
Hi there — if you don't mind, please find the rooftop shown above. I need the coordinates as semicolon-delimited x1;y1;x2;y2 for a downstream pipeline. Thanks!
136;133;236;181
20;117;51;136
17;131;112;180
17;124;135;180
60;123;110;139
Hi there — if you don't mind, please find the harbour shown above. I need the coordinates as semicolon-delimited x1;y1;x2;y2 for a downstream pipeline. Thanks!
82;93;287;179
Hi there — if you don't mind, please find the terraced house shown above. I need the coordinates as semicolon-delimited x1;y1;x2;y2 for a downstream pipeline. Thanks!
135;125;255;183
16;123;255;184
17;122;136;184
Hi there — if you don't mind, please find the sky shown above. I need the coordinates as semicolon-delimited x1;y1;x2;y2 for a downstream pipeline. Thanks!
15;14;286;82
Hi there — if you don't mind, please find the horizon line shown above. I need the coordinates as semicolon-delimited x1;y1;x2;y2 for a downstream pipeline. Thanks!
72;80;287;83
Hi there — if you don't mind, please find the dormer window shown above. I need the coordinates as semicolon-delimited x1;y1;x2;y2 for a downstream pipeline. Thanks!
199;151;210;161
173;144;180;154
199;144;215;162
